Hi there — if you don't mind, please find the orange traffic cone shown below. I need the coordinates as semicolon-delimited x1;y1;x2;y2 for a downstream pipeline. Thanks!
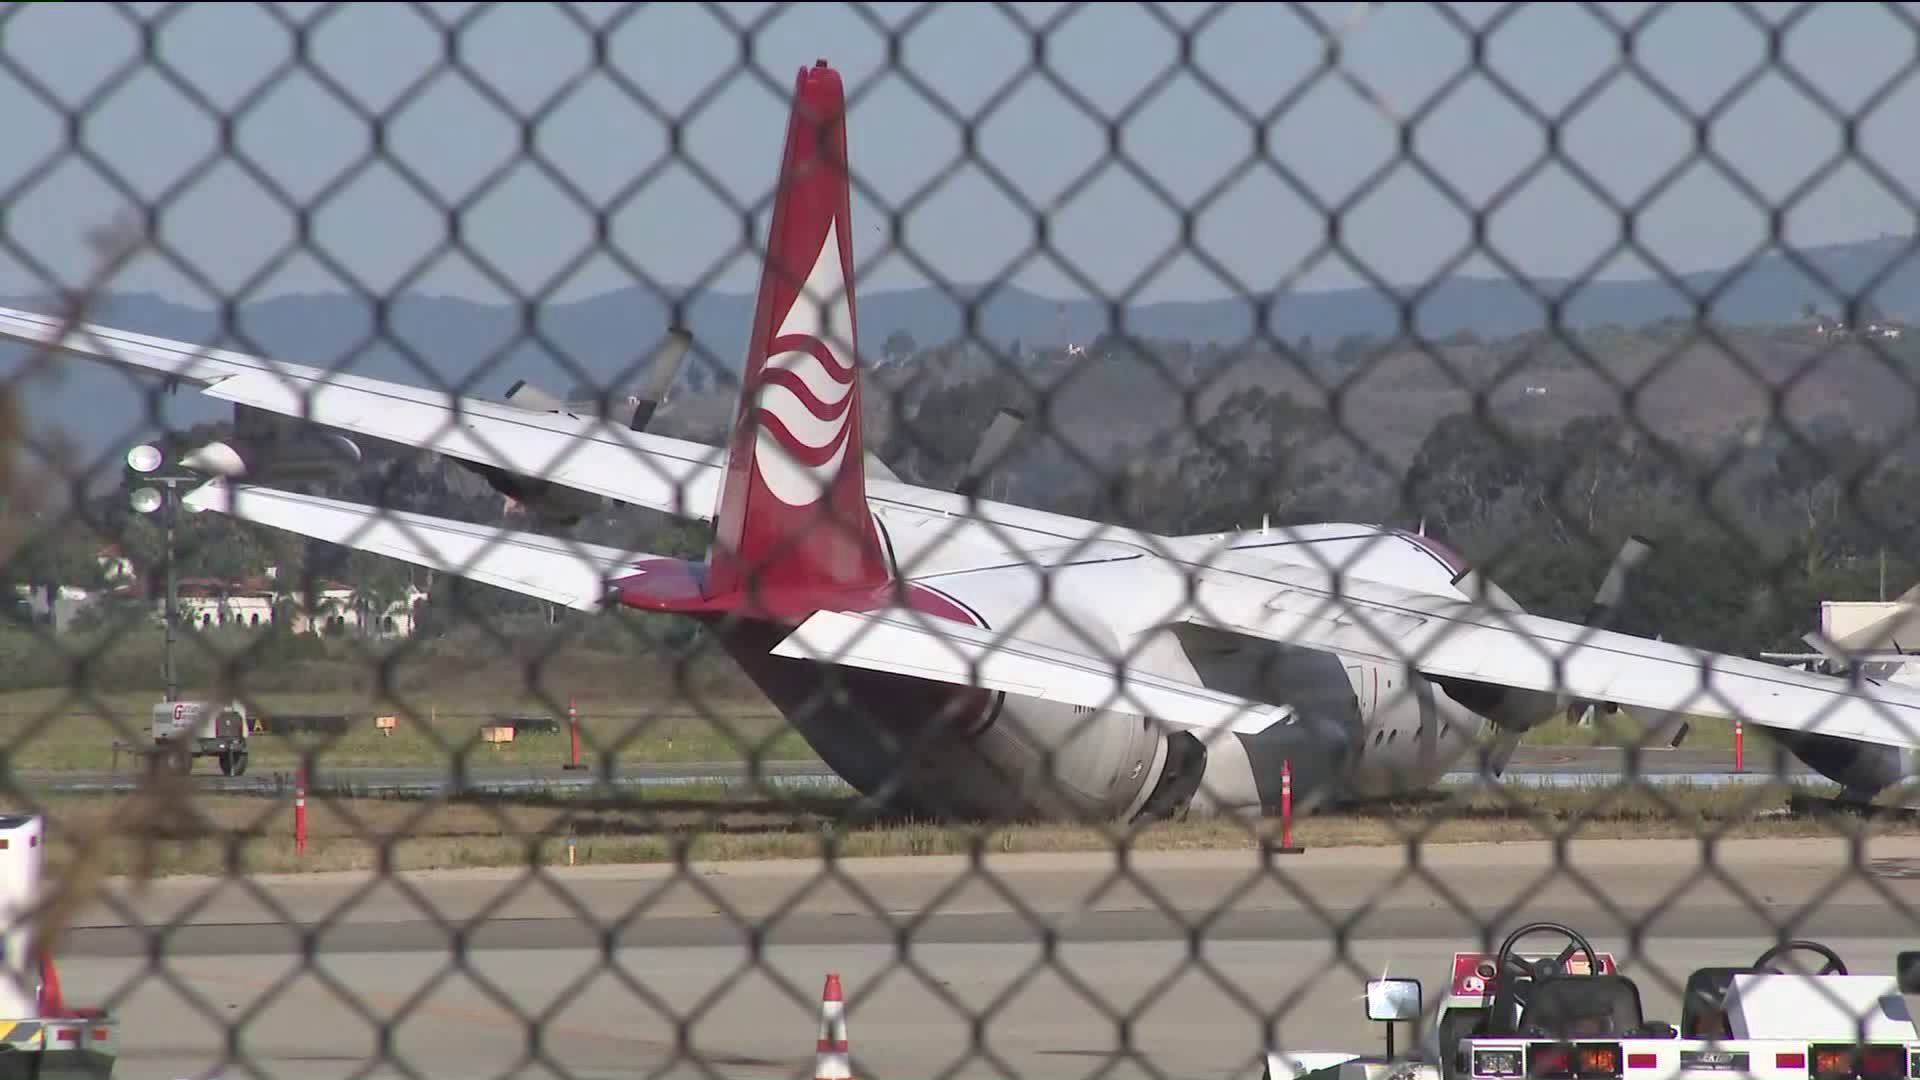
815;973;850;1080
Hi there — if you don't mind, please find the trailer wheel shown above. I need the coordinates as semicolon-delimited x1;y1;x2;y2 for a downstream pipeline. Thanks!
218;750;250;777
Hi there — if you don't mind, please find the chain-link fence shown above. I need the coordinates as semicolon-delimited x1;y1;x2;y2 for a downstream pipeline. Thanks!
1;2;1920;1078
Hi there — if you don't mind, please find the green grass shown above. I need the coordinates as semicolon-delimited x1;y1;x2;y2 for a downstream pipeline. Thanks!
0;609;1795;769
1514;707;1753;751
0;685;1775;778
0;687;819;772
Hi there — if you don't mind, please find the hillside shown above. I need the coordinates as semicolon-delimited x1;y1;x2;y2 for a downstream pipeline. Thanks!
6;230;1920;474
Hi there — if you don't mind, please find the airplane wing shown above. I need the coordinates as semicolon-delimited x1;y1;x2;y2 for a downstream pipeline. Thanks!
179;480;665;610
0;305;727;522
776;552;1920;754
1165;549;1920;750
771;607;1296;738
0;305;1079;553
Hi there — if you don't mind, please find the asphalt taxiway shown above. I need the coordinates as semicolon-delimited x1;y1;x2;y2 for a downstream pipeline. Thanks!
51;834;1920;1080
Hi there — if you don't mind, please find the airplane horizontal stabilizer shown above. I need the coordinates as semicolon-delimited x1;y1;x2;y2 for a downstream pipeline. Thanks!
180;481;670;611
770;607;1296;737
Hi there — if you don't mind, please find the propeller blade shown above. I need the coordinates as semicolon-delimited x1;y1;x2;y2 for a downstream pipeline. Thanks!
1482;728;1523;778
956;407;1028;497
504;380;567;412
623;326;692;431
1583;534;1654;630
1560;536;1658;722
1800;630;1858;671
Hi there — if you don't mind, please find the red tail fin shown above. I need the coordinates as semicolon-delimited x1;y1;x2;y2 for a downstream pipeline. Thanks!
702;59;891;610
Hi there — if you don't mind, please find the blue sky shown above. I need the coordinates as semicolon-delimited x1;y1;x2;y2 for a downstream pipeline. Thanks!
0;1;1915;312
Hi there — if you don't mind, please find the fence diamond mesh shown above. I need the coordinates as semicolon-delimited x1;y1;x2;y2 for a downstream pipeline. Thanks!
0;2;1916;1079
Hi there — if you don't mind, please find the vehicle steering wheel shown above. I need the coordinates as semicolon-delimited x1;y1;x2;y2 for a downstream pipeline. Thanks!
1496;921;1603;981
1753;940;1849;976
1488;922;1603;1033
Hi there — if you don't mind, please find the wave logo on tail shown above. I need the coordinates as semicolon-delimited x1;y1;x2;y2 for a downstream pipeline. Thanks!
751;217;857;507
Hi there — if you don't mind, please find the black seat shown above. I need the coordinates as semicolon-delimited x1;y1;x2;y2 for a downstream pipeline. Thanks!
1519;975;1650;1038
1681;967;1760;1038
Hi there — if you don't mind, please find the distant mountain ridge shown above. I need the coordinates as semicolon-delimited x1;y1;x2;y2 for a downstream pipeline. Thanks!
10;230;1919;460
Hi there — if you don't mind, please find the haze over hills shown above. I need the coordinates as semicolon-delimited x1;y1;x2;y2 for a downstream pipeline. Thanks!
7;229;1920;474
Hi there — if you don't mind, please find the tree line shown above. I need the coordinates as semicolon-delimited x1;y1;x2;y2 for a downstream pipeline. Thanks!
7;317;1920;667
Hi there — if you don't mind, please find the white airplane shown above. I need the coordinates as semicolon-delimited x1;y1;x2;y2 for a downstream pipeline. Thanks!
8;57;1920;823
1751;584;1920;798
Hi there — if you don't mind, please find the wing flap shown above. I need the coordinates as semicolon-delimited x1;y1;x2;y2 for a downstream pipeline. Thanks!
771;608;1296;737
181;481;667;610
1180;552;1920;749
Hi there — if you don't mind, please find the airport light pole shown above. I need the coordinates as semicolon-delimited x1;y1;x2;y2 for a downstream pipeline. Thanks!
126;444;202;704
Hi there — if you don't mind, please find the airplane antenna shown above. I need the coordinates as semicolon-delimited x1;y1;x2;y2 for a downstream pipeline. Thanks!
1418;517;1426;536
1262;513;1269;537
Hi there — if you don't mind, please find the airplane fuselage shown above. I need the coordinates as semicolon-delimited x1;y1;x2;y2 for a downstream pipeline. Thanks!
704;519;1498;823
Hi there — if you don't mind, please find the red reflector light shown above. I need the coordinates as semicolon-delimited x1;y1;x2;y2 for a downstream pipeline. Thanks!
1778;1053;1807;1070
54;1028;77;1041
1527;1043;1623;1078
1627;1055;1657;1070
1815;1049;1852;1076
1802;1044;1905;1080
1581;1047;1621;1075
1860;1046;1903;1079
90;1028;106;1041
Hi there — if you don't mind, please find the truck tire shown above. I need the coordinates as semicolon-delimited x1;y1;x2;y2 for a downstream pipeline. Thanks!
219;750;249;777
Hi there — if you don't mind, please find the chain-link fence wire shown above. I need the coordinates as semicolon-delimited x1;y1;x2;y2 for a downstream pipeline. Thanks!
0;1;1918;1077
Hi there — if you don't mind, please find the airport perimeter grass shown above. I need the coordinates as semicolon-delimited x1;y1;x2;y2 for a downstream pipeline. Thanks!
0;688;811;771
0;687;1743;776
10;777;1906;879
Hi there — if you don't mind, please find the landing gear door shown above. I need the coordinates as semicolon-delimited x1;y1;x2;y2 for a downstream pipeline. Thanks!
1345;665;1375;722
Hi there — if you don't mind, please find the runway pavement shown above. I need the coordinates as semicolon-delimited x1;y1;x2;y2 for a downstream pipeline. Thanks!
9;744;1790;800
51;834;1920;1080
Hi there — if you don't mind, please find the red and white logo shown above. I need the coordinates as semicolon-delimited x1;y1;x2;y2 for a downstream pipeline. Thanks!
751;219;856;508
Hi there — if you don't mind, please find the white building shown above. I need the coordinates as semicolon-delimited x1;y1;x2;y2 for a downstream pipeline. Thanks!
285;583;427;639
171;577;278;631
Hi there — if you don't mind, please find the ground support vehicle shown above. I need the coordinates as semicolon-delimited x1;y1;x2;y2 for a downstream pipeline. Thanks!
1265;921;1920;1080
0;814;116;1078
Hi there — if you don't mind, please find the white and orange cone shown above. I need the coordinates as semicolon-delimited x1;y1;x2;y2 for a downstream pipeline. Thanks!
815;973;851;1080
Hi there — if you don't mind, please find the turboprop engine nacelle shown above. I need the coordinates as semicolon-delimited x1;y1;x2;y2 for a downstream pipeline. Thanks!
187;405;365;485
472;327;694;529
470;464;604;530
1770;727;1920;801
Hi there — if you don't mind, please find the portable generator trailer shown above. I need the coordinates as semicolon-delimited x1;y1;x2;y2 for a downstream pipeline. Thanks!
145;700;250;776
0;814;117;1079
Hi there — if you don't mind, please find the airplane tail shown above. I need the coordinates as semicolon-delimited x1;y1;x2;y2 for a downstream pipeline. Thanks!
616;59;892;620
